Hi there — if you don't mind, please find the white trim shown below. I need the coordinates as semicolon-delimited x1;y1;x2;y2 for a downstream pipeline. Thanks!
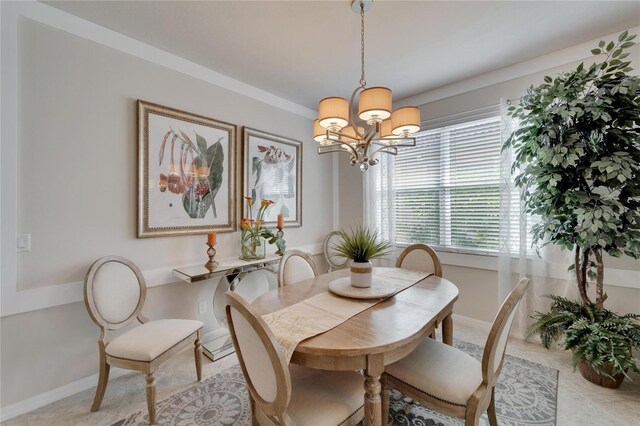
396;25;640;107
452;314;492;333
10;2;316;119
439;251;640;290
0;328;229;421
0;368;130;422
0;243;322;318
0;1;319;318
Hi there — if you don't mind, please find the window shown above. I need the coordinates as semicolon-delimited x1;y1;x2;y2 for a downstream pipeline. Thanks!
382;116;503;253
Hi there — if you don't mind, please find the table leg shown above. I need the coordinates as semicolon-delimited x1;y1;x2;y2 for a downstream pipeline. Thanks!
364;353;384;426
381;373;389;426
442;314;453;346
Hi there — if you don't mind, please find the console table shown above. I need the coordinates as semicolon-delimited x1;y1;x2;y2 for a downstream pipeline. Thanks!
173;255;281;360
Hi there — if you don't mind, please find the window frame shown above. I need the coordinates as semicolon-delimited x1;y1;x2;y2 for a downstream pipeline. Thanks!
390;111;503;255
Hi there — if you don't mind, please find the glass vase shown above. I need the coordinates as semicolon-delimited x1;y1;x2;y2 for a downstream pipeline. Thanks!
240;230;266;261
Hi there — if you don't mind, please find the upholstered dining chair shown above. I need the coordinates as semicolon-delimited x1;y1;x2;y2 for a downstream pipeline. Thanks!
323;230;348;272
381;277;530;426
396;243;444;339
84;256;204;424
225;291;364;425
277;249;319;287
395;243;443;277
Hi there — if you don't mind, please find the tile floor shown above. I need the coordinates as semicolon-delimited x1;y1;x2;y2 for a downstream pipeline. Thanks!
3;317;639;425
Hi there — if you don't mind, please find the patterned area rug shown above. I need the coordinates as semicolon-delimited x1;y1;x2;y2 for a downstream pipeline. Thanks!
112;340;558;426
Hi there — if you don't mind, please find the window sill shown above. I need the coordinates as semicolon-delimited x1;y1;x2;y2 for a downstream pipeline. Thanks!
394;243;499;271
391;244;639;289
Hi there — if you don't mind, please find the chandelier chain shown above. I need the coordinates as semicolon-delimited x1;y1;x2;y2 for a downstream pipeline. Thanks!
359;1;366;87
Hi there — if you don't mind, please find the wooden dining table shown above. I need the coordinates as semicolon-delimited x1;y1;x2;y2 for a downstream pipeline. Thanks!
251;267;459;426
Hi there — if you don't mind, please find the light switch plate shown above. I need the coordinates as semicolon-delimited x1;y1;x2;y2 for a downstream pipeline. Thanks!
17;234;31;252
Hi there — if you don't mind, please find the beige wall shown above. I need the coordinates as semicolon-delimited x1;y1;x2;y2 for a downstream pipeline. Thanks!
444;265;640;323
338;159;364;230
1;18;332;407
338;42;640;321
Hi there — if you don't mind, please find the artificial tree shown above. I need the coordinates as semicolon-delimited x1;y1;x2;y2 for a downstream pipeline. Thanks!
504;31;640;386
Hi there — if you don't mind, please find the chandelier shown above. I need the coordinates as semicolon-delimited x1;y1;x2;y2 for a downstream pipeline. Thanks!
313;0;420;171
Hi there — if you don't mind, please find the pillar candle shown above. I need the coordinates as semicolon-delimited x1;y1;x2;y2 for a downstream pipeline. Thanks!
207;232;217;245
277;214;284;229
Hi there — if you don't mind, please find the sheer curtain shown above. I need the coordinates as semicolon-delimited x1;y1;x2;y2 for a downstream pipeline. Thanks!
364;152;397;266
499;98;575;339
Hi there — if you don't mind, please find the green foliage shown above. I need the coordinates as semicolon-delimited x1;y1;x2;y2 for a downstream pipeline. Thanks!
334;226;392;263
182;135;224;219
529;296;640;378
503;31;640;259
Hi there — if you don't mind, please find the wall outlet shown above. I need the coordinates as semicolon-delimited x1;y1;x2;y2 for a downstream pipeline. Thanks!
17;234;31;252
198;301;208;315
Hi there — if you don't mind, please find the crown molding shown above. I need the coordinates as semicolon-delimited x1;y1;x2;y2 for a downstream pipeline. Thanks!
8;1;317;119
397;25;640;107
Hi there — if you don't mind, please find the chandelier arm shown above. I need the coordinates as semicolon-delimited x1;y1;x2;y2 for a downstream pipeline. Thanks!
317;144;355;155
325;141;358;158
369;144;398;160
348;86;367;140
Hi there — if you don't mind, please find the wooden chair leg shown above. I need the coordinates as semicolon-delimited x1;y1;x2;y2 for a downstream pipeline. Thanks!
464;407;481;426
194;331;203;382
381;374;390;426
249;394;259;426
146;373;156;425
442;314;454;345
90;346;110;412
487;387;498;426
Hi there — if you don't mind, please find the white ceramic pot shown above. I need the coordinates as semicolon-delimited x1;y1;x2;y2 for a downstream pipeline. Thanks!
350;260;373;288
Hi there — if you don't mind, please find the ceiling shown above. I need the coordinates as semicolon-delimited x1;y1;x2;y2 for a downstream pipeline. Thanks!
44;1;640;109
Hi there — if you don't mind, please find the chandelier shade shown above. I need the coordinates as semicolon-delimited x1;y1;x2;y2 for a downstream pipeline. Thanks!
358;87;392;123
312;0;420;171
379;119;395;140
313;119;327;143
318;97;349;129
391;106;421;136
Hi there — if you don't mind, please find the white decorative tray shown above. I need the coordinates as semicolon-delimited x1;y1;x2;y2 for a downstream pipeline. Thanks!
328;277;396;299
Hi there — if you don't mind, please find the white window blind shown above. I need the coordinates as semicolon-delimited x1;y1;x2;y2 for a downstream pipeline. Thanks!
393;116;502;252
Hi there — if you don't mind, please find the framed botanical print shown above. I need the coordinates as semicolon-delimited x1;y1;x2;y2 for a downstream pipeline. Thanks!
242;127;302;227
137;100;237;237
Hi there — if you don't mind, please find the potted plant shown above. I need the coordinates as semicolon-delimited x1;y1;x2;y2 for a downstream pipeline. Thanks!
504;31;640;388
334;226;391;288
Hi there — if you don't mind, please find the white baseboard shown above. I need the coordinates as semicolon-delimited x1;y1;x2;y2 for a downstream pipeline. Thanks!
0;329;227;422
0;367;130;422
451;314;493;332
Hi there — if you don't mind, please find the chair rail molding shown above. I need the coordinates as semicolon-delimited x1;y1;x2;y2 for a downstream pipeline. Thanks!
0;1;319;318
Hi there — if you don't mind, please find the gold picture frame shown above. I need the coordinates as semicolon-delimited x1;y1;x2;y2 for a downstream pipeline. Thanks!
137;100;238;237
241;127;302;228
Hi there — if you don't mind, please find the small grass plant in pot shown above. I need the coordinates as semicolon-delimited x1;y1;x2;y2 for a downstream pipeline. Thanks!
334;226;392;288
504;31;640;388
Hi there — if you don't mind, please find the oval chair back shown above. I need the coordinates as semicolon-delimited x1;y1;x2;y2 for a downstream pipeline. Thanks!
277;249;319;287
323;231;348;272
84;256;147;331
225;291;291;421
396;244;443;277
481;277;530;387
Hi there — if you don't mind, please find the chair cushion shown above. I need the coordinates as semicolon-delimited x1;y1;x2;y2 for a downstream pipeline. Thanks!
106;319;203;362
385;338;482;406
287;365;364;425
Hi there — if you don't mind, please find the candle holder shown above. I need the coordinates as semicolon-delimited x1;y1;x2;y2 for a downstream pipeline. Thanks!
205;243;218;271
274;226;286;256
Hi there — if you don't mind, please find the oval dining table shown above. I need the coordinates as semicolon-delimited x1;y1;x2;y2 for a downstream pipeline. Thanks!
252;267;459;426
